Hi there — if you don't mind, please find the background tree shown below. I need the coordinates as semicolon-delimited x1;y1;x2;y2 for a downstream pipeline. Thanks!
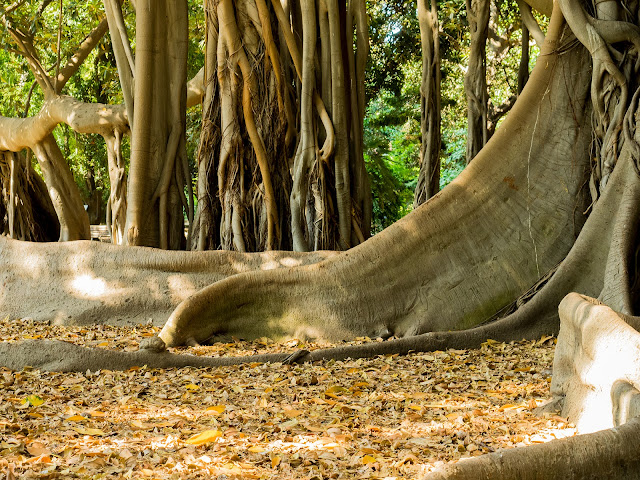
192;0;372;252
123;0;190;249
0;1;111;240
464;0;489;162
5;0;640;476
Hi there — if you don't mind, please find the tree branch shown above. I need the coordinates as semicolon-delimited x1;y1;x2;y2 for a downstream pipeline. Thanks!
517;0;545;46
0;0;27;18
0;96;128;152
0;18;54;95
55;18;110;93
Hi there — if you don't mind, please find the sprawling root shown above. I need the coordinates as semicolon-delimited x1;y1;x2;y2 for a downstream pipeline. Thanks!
159;12;595;347
550;293;640;432
0;339;297;372
415;294;640;479
0;236;335;326
420;417;640;480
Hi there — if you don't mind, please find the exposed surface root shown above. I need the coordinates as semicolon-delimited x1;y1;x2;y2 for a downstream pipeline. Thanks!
159;19;595;347
551;293;640;432
418;293;640;479
420;417;640;480
0;340;294;372
0;236;335;326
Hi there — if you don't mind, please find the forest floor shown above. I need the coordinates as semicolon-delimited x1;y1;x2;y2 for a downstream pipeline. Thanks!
0;317;575;479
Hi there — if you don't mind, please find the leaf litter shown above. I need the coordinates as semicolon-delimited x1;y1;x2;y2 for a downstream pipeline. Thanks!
0;317;574;479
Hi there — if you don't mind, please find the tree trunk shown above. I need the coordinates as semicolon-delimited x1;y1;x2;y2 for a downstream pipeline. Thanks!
124;0;190;249
105;131;127;244
414;0;441;207
32;134;90;241
0;151;59;241
464;0;490;163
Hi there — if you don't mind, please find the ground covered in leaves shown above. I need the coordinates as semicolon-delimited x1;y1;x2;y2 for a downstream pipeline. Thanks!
0;318;575;479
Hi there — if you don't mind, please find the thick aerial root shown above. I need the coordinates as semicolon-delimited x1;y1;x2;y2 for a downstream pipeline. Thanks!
105;130;127;244
413;0;441;207
124;0;189;249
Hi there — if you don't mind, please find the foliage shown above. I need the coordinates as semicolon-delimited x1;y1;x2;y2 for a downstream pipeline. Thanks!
440;127;467;188
364;89;419;233
366;0;421;100
0;0;205;223
363;0;470;231
362;0;540;232
0;0;536;235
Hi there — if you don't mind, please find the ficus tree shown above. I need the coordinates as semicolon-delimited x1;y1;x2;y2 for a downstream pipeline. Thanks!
0;1;111;241
464;0;545;162
0;0;629;355
3;0;640;476
0;0;204;247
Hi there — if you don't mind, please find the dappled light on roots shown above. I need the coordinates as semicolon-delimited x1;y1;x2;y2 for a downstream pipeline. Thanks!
0;317;575;478
70;274;108;298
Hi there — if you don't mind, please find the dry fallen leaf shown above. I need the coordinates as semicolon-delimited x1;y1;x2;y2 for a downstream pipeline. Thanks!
65;414;87;422
0;318;573;480
205;405;226;415
26;442;51;457
283;406;303;418
185;429;223;445
22;395;44;407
